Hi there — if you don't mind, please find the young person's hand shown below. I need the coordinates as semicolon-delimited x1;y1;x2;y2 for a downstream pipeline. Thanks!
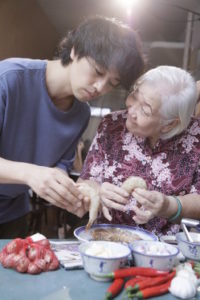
27;165;83;212
100;182;129;221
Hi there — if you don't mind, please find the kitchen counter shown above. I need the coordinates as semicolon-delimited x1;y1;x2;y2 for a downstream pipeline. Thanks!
0;240;199;300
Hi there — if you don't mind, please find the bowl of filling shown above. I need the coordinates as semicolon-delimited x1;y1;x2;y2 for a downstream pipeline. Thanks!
74;224;158;244
79;240;131;281
176;232;200;261
130;240;179;271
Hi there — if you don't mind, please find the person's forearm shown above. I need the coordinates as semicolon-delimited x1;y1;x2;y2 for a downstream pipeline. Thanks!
178;193;200;220
158;195;178;220
0;157;31;185
159;193;200;222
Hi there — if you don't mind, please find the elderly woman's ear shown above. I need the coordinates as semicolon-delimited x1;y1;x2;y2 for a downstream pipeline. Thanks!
161;119;179;134
195;80;200;117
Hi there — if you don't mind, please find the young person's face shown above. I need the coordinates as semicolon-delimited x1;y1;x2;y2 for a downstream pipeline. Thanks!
125;82;163;138
69;51;120;101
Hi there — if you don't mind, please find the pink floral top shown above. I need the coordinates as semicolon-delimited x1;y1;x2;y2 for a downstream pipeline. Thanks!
80;111;200;236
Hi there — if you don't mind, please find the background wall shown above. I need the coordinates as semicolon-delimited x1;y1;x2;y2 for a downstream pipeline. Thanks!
0;0;59;59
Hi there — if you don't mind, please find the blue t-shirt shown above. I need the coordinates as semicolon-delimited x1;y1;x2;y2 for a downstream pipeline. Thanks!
0;58;90;223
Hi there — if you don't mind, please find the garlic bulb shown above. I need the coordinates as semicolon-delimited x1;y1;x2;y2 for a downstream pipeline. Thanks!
169;276;196;299
176;269;198;286
176;262;194;273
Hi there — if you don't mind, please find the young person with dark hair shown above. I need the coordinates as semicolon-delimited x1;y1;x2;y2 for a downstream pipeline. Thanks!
0;16;144;237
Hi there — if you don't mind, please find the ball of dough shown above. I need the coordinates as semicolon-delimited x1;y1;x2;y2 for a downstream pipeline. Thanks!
121;176;147;194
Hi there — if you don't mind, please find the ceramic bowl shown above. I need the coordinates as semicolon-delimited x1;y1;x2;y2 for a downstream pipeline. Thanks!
74;224;158;243
79;241;131;281
130;240;179;271
176;232;200;261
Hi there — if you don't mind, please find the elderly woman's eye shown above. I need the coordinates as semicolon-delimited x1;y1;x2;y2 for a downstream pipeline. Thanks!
142;106;151;116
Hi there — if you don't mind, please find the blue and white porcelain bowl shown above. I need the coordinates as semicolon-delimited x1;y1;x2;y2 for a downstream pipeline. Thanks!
79;241;131;281
130;240;179;271
74;224;158;243
176;232;200;261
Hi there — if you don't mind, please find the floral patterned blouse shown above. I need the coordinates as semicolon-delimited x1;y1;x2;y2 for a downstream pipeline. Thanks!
80;110;200;236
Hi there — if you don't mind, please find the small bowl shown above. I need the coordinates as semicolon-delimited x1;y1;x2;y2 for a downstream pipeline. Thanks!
176;232;200;261
130;240;179;271
79;241;131;281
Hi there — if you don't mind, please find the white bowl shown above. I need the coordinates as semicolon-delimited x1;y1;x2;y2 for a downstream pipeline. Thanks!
79;241;131;281
130;240;179;271
176;232;200;261
74;224;158;243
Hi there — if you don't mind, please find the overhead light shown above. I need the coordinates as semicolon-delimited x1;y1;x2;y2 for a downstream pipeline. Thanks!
115;0;142;16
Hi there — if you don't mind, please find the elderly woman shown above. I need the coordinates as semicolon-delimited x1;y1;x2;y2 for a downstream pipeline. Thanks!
78;65;200;236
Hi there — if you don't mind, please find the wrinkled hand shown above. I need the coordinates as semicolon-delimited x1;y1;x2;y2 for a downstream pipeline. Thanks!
27;165;83;213
100;182;129;221
131;188;168;224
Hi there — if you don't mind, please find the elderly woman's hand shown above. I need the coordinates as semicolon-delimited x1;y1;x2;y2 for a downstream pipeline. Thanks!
100;182;129;221
131;188;169;224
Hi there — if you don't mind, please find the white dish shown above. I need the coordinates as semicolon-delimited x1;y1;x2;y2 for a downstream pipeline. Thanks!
176;232;200;261
79;241;131;281
131;240;179;271
74;224;158;244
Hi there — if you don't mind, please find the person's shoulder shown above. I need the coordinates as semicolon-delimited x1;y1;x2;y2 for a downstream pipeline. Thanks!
0;58;46;77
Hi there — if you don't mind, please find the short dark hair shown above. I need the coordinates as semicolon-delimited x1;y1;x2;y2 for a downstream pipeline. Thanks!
56;16;145;90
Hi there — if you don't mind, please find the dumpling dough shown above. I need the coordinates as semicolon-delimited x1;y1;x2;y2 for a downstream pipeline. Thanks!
121;176;147;194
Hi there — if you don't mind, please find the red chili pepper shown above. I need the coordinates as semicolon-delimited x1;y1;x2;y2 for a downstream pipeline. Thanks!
104;267;169;279
105;278;124;299
125;277;147;291
128;278;173;299
128;271;175;293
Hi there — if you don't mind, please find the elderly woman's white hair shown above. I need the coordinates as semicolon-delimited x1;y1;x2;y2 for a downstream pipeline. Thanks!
138;65;198;140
